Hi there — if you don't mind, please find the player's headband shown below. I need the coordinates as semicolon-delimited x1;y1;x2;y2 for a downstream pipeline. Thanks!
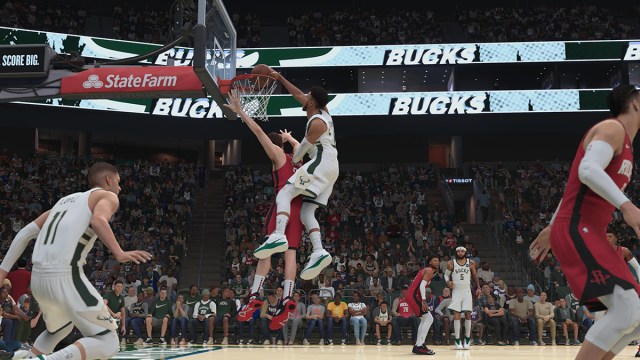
456;246;467;252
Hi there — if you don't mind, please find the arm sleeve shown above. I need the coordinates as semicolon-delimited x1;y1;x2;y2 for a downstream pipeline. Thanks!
435;299;446;316
293;138;314;163
628;257;640;283
578;140;630;209
0;222;40;272
391;299;399;316
419;280;428;299
444;270;451;283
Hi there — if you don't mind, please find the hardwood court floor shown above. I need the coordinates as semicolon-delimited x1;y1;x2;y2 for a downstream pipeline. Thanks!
110;344;638;359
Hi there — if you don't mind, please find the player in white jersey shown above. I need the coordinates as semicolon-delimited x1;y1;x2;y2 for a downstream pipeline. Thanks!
254;72;338;280
445;247;480;350
0;162;152;360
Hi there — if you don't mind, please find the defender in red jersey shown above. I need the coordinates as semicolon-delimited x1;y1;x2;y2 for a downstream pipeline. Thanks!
407;255;439;355
224;93;303;330
530;85;640;360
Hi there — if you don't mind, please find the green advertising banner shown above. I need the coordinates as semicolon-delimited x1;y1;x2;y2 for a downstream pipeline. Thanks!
1;27;639;68
17;89;609;118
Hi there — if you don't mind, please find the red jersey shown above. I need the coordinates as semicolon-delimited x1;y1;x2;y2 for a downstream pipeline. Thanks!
555;124;633;229
551;120;640;311
263;153;304;249
407;268;432;316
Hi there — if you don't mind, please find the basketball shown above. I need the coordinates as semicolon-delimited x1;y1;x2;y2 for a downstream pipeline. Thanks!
252;64;274;87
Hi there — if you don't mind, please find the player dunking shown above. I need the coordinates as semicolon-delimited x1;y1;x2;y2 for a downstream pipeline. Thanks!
254;71;338;280
445;247;480;350
224;92;302;329
530;84;640;360
407;255;439;355
0;162;152;360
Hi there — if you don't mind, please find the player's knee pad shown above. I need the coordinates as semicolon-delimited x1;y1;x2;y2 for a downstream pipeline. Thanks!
33;322;74;354
78;331;120;360
275;184;297;211
300;202;319;229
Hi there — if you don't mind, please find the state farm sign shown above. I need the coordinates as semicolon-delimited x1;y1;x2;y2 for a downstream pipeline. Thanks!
61;66;204;98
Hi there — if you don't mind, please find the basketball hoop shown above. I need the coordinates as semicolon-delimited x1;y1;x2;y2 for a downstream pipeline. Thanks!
219;74;277;121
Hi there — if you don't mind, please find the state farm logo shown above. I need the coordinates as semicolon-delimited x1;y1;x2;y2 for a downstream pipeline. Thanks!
83;74;103;89
80;73;178;89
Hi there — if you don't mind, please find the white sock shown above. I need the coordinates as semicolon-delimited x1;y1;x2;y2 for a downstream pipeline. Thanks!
454;319;461;340
465;319;472;338
309;231;323;252
283;279;294;300
275;214;289;234
251;275;265;294
39;345;81;360
415;313;433;347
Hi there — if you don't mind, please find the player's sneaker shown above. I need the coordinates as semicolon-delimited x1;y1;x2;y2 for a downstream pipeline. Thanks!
636;346;640;357
238;293;264;322
269;297;297;330
254;233;288;259
11;350;28;360
463;337;471;350
412;345;436;355
300;250;332;280
454;338;463;350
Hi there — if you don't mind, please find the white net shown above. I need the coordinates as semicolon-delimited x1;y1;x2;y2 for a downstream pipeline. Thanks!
230;75;278;121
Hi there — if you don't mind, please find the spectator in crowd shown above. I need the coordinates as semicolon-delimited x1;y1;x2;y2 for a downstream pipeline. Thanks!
507;287;537;346
170;294;189;346
123;285;137;309
215;287;237;345
0;286;27;343
373;300;393;345
524;284;541;304
477;262;495;283
434;288;452;346
103;280;127;346
237;300;259;345
470;300;485;345
534;292;556;346
555;298;581;346
326;292;349;345
303;294;327;345
260;291;283;345
126;291;148;346
192;289;216;345
283;291;306;345
144;286;172;345
391;285;418;345
348;291;368;345
7;258;30;301
482;295;507;346
16;295;40;349
158;269;177;295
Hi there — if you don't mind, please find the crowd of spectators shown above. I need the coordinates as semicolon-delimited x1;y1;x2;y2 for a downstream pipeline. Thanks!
1;0;86;34
285;10;444;47
458;5;637;43
471;160;640;301
4;1;638;47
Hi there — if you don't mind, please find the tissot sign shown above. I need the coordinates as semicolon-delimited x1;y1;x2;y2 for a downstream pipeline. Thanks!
0;44;52;78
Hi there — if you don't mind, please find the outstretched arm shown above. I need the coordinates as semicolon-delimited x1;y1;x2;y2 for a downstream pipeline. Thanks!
280;129;300;154
224;91;284;164
0;210;50;282
270;72;306;105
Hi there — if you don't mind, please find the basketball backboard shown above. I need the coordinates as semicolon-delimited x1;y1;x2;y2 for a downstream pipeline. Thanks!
193;0;237;119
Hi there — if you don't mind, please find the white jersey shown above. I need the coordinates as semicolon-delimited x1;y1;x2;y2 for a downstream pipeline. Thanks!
32;188;102;269
452;258;471;288
306;110;338;158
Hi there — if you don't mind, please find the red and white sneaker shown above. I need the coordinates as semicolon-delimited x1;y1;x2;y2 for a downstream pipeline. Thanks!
237;293;263;322
269;297;297;331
